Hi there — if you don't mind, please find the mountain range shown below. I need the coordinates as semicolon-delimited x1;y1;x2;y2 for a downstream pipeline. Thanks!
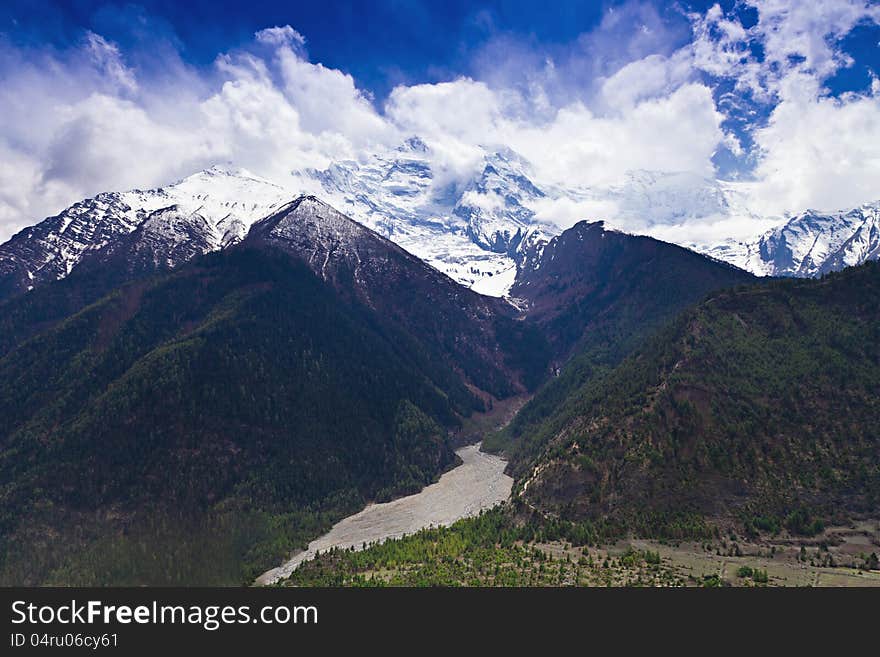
705;202;880;278
3;140;879;308
0;193;550;584
0;187;756;584
0;140;878;586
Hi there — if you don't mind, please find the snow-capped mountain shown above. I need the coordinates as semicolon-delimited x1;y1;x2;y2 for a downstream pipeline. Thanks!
3;135;879;304
242;195;531;395
603;170;734;224
453;149;552;255
0;140;558;301
293;139;556;296
0;166;290;298
2;140;562;301
704;202;880;277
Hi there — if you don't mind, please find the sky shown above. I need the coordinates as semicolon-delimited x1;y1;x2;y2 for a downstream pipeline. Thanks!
1;0;880;243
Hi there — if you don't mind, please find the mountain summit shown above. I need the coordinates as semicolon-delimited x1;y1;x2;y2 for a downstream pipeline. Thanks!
0;167;290;300
3;142;879;307
706;201;880;277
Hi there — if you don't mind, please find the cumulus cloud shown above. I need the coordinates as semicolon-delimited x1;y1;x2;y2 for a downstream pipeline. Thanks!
274;45;396;144
385;76;724;195
750;86;880;215
690;0;880;101
512;83;724;187
597;51;693;110
0;25;394;240
2;1;880;245
255;25;306;49
746;0;879;93
685;1;880;217
529;196;623;227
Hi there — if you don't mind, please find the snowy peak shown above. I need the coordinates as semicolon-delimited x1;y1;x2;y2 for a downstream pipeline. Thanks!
606;169;732;225
5;140;877;305
241;195;520;386
0;166;292;300
0;191;142;298
248;194;505;309
157;165;290;227
296;140;436;235
824;206;880;274
73;205;219;280
246;194;440;287
765;203;880;277
292;141;554;296
704;201;880;277
397;136;429;153
455;150;550;256
249;195;377;252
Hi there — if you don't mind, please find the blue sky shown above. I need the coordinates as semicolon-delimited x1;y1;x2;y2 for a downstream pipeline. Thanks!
1;1;880;243
5;1;876;97
3;1;687;96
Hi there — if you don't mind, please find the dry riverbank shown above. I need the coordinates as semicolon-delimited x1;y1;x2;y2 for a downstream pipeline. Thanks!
256;443;512;585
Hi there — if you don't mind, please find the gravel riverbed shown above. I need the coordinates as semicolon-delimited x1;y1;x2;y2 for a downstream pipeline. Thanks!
256;443;511;585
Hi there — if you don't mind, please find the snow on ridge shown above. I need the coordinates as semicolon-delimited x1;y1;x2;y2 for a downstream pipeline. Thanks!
4;143;878;300
698;201;880;278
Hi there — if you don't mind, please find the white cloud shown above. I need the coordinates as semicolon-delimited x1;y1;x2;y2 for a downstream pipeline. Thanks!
3;2;880;246
0;25;395;241
459;189;507;213
0;14;733;243
387;78;503;144
274;44;395;145
746;0;879;86
507;83;724;190
45;94;209;190
385;78;503;188
690;0;880;101
529;196;622;228
385;76;725;196
597;50;694;110
84;32;138;94
750;84;880;215
255;25;306;49
686;1;880;216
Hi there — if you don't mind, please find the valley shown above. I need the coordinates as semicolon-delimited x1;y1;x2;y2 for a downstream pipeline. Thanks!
257;443;512;585
3;0;880;600
0;182;877;587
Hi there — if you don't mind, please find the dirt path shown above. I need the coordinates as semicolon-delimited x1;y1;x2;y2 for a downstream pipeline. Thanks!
255;443;512;585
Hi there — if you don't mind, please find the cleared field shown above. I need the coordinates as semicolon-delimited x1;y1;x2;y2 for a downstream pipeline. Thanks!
620;520;880;586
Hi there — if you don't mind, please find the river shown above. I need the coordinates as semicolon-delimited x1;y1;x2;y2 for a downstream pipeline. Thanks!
255;443;512;585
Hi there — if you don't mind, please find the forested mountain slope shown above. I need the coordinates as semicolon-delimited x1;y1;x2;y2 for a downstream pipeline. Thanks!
507;262;880;534
0;194;555;585
490;220;754;457
0;247;481;584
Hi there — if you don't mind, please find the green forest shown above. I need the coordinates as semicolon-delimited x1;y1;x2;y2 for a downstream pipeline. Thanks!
495;261;880;530
283;262;880;587
1;213;877;586
0;248;477;584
